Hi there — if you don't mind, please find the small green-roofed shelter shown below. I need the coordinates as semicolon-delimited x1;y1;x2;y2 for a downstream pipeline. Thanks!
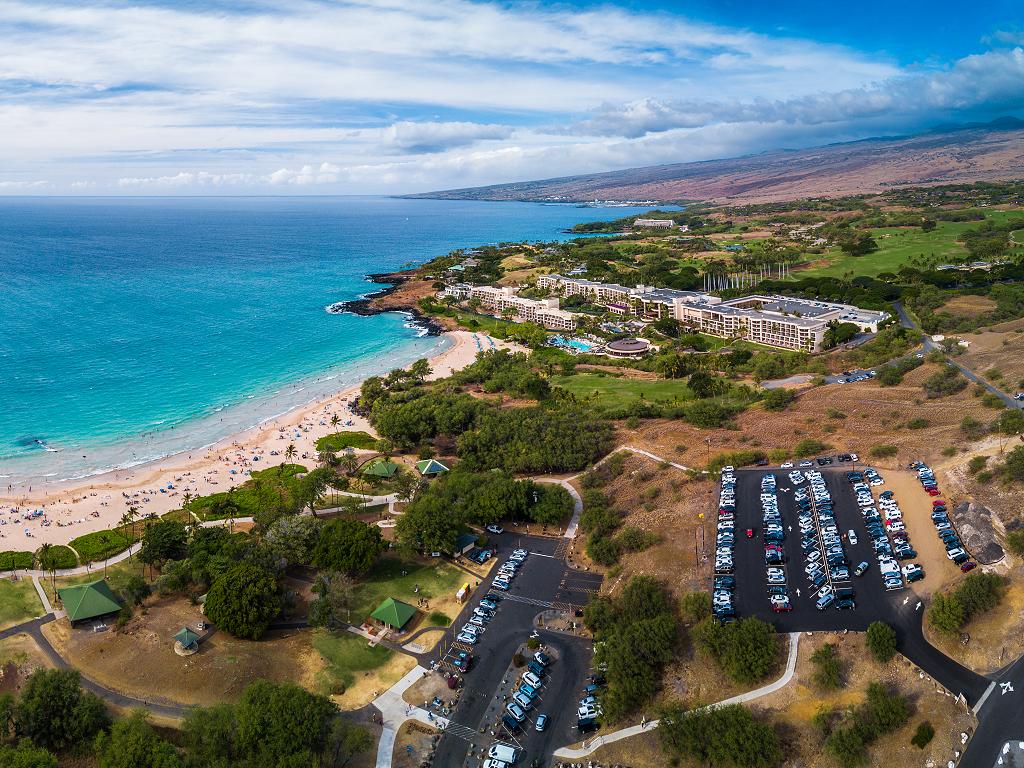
362;459;399;478
370;597;416;630
57;579;122;625
415;459;449;476
174;627;200;649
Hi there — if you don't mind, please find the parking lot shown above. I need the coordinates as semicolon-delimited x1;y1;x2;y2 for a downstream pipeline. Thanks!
712;461;989;705
430;534;600;767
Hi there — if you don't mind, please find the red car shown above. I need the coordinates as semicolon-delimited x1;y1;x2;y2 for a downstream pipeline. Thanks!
960;561;977;573
932;500;947;507
771;603;793;613
926;488;941;496
746;528;755;538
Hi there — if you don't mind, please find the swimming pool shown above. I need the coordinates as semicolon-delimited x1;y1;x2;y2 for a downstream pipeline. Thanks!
550;335;595;353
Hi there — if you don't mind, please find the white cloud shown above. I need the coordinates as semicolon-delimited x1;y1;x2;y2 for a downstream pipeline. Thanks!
0;0;1016;193
0;180;46;188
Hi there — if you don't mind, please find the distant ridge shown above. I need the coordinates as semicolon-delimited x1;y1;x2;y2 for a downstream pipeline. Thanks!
408;118;1024;204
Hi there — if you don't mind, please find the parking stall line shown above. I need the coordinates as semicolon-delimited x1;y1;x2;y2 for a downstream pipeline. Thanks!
442;722;479;742
501;594;554;608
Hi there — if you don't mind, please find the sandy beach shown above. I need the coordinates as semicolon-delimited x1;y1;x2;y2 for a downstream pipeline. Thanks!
0;330;521;552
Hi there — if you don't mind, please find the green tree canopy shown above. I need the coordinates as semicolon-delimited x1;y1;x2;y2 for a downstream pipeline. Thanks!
0;743;58;768
311;519;386;576
94;711;181;768
658;703;781;768
13;669;109;752
204;563;280;640
693;617;779;684
235;681;337;766
139;519;188;568
865;621;898;663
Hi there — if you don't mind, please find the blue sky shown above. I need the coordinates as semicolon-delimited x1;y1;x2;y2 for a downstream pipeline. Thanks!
0;0;1021;194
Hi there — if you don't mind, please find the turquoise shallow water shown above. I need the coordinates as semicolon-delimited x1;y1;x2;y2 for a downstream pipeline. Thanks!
0;196;653;483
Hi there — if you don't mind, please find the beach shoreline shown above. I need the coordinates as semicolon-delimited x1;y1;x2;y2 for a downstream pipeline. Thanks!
0;329;518;551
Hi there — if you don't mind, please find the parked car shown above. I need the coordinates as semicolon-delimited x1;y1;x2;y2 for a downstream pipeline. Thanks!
522;672;542;688
535;714;549;732
485;524;504;535
457;632;477;644
506;702;526;722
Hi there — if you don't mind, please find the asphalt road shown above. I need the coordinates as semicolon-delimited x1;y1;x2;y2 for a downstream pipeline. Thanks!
892;301;1023;410
727;466;988;706
430;534;600;767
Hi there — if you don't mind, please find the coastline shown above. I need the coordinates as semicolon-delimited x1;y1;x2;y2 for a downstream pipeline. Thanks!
0;329;521;551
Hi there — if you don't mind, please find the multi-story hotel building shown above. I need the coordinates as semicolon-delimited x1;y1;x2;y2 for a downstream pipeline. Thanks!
442;284;576;331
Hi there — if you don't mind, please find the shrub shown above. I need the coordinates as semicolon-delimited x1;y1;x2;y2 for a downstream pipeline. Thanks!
811;643;842;689
680;592;711;624
922;365;967;398
960;416;988;440
794;439;829;457
427;611;451;627
906;418;930;429
762;388;795;411
928;592;966;635
694;617;779;684
0;551;33;570
869;444;898;458
967;455;989;475
657;703;781;768
865;621;898;663
911;721;935;749
1006;529;1024;556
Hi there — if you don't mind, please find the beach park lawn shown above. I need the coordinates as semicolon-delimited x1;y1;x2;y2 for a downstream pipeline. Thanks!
70;528;134;564
315;431;378;452
189;463;309;521
551;372;693;409
0;578;44;630
349;554;466;622
311;629;412;704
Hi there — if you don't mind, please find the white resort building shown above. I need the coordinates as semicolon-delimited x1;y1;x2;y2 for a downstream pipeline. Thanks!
443;283;576;331
536;275;888;352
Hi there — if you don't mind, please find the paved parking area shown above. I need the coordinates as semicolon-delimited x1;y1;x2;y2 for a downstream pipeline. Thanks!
430;534;599;767
721;466;989;705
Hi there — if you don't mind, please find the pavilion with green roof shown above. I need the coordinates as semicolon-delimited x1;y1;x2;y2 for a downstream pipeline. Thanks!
370;597;417;631
57;579;122;626
362;458;399;478
415;458;449;476
174;627;200;649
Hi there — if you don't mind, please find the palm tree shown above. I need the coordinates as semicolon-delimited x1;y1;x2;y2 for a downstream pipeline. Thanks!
38;543;57;594
281;443;297;475
226;486;238;534
339;452;358;477
330;413;340;429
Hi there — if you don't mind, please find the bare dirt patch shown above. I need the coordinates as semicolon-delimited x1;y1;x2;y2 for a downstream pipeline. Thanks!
393;720;442;768
0;634;54;696
957;326;1024;391
940;295;998;317
42;595;318;710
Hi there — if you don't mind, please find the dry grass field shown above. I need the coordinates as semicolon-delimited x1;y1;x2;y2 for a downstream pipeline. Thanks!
564;633;974;768
940;295;999;317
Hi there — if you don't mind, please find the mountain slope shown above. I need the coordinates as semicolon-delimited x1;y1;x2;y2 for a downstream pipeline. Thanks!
409;121;1024;204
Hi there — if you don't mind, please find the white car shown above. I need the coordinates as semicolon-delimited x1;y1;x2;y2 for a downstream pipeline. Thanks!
457;632;477;644
522;671;542;688
848;530;858;545
781;461;794;468
485;524;504;535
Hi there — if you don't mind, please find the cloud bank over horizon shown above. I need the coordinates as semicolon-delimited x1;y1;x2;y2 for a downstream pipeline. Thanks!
0;0;1021;194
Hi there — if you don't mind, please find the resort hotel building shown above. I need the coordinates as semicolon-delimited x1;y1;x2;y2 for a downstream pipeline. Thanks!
443;284;577;331
536;275;888;352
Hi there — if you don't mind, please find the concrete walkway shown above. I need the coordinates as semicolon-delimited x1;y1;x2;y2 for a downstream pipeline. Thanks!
30;575;53;614
371;664;448;768
553;632;801;759
535;477;583;539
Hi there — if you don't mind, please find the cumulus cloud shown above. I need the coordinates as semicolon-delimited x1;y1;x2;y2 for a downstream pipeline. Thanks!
0;0;1018;193
381;121;512;154
573;48;1024;138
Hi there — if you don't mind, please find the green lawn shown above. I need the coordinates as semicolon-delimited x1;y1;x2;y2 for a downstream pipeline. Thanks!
551;372;693;409
350;555;465;622
70;529;134;563
315;431;378;452
798;221;975;278
311;629;394;694
0;579;44;630
189;463;310;520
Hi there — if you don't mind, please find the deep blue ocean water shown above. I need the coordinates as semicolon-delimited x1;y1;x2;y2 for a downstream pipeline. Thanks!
0;196;653;483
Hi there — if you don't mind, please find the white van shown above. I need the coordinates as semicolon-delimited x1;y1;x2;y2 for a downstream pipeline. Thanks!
488;743;520;764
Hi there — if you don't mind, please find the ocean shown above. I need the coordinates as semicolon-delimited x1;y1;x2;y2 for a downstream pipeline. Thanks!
0;196;654;484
